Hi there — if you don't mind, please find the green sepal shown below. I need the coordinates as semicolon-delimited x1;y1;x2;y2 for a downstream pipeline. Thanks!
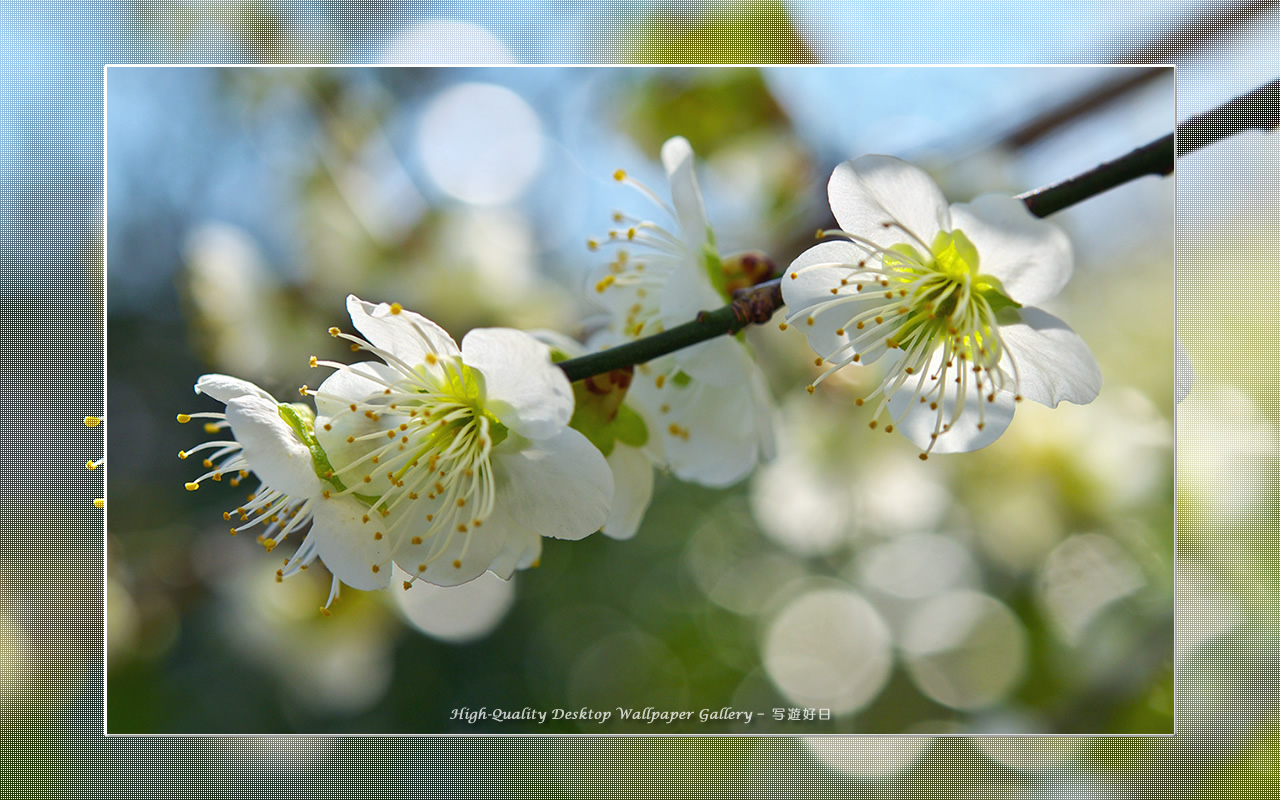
701;240;730;301
277;402;347;492
613;404;649;448
975;272;1022;315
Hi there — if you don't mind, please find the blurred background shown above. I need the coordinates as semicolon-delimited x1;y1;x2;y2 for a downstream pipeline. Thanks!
103;66;1175;736
2;1;1278;797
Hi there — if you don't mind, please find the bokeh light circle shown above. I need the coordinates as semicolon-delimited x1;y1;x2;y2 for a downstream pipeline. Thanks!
763;587;893;715
900;591;1028;711
417;82;543;205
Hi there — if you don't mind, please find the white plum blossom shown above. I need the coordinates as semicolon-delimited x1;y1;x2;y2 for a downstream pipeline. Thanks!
178;374;387;609
782;155;1101;458
588;135;775;486
308;295;613;587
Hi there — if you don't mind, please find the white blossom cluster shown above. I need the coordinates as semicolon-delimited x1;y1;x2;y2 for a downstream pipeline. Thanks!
178;137;1119;610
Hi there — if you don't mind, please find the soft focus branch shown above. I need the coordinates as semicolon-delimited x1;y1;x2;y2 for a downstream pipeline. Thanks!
1018;77;1280;217
558;79;1280;382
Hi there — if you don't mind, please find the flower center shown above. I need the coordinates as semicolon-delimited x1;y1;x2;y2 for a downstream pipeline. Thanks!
319;356;505;566
791;226;1023;456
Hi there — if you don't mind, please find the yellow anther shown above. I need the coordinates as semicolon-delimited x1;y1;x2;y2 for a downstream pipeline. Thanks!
328;326;341;336
806;317;814;326
587;239;599;251
426;353;438;365
403;581;413;591
262;539;277;553
176;414;191;423
918;453;929;461
806;385;815;395
275;570;283;583
389;302;403;314
835;328;845;336
299;385;308;396
613;169;627;182
790;272;798;280
320;607;331;617
86;460;97;471
178;450;188;460
595;275;615;293
814;357;823;367
203;423;219;434
93;499;104;509
778;322;788;331
184;482;200;491
411;536;422;545
84;416;101;427
371;564;380;573
655;374;665;389
309;356;318;367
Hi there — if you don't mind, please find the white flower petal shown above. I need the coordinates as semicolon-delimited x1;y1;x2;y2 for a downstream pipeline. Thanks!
782;240;882;360
313;360;400;421
660;136;710;250
195;374;275;404
828;156;950;254
481;504;545;577
1176;338;1193;402
310;495;395;591
751;365;779;465
887;350;1016;454
998;307;1102;408
634;371;767;487
393;503;530;587
602;444;655;540
674;336;758;387
223;396;322;498
528;329;587;359
345;294;460;364
312;362;410;497
658;250;727;333
949;195;1073;306
461;328;574;440
491;427;612;540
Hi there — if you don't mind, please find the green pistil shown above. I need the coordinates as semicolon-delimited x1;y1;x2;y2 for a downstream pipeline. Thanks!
882;229;1019;349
